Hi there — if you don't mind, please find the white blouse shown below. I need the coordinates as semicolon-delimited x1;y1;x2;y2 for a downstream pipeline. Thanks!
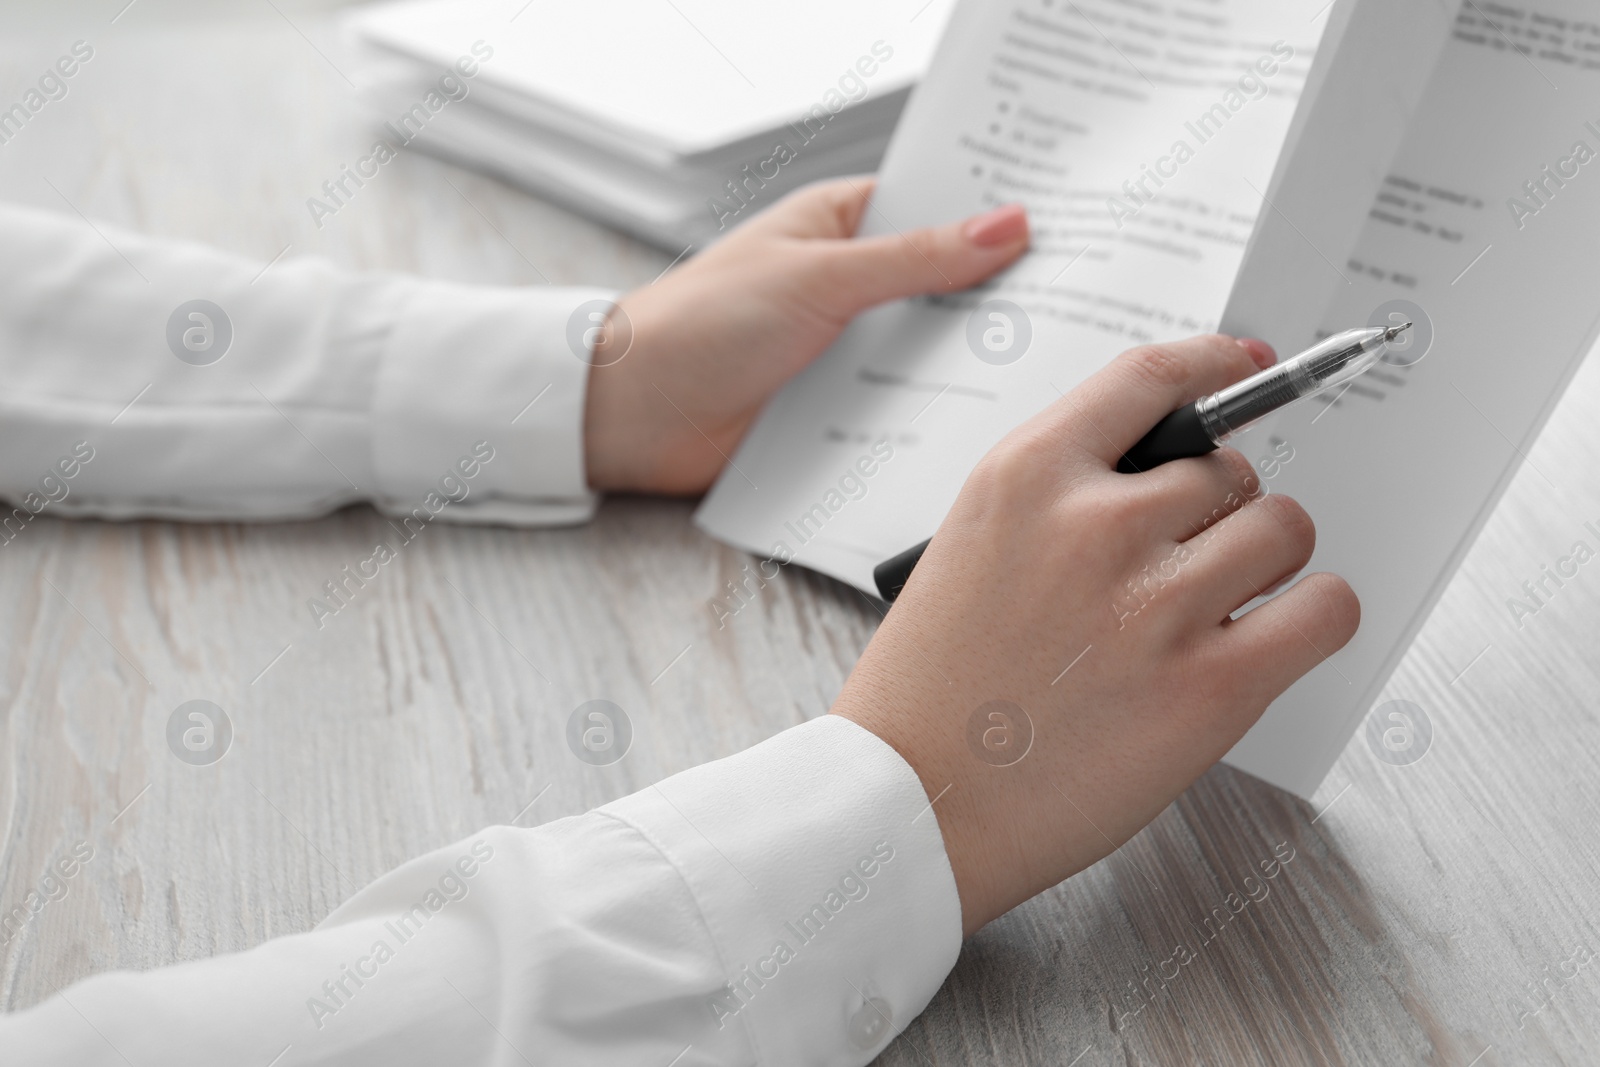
0;204;964;1066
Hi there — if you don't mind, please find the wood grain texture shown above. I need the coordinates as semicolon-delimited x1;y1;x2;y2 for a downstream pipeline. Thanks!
2;4;1599;1065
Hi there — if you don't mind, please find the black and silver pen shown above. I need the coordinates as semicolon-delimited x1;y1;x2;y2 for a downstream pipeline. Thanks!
872;322;1411;602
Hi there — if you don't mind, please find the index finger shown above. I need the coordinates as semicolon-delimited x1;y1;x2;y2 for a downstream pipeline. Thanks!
1049;335;1274;468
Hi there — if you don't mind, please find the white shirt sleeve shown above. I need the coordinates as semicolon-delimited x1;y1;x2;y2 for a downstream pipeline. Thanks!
0;716;963;1067
0;202;608;526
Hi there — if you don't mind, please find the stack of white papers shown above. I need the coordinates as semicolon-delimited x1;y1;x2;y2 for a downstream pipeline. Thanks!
340;0;955;250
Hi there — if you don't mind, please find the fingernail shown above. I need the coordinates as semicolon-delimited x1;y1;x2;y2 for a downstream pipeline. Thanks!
1236;337;1277;370
962;202;1029;248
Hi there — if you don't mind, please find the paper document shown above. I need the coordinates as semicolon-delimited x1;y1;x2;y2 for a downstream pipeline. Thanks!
697;0;1600;796
1218;0;1600;793
699;0;1332;586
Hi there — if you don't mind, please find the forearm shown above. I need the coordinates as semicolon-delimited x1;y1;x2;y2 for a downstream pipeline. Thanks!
0;202;605;527
0;718;961;1066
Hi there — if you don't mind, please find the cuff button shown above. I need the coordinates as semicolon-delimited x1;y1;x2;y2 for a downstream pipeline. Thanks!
847;997;893;1050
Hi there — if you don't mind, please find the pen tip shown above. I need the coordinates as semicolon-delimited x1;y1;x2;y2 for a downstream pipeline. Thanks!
1383;321;1414;342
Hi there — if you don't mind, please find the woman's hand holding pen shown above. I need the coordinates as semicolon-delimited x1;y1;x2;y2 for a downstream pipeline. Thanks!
830;334;1361;935
579;182;1363;935
581;177;1030;493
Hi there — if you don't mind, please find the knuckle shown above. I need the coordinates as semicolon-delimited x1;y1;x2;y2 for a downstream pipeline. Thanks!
904;227;955;276
1098;488;1149;531
1306;573;1362;638
777;178;868;235
1212;447;1261;495
1261;493;1316;557
1210;332;1259;374
1120;343;1191;392
804;176;856;209
969;433;1049;503
898;234;930;274
1071;477;1162;535
1180;454;1254;535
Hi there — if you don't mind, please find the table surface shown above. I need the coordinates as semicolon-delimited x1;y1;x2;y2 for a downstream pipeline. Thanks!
3;4;1599;1065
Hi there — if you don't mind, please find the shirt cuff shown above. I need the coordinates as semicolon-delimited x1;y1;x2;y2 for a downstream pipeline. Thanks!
370;278;617;525
600;715;963;1067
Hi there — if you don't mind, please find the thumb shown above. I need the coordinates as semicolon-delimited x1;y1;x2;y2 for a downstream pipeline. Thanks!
820;202;1030;314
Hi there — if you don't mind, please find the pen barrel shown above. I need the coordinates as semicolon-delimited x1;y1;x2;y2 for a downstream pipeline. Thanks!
1116;403;1219;474
873;537;932;601
1199;327;1387;440
1203;368;1304;438
881;405;1218;599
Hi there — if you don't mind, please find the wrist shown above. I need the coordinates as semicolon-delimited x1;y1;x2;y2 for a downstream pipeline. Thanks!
830;585;1134;938
830;658;1028;937
581;365;624;491
579;286;758;497
581;298;643;492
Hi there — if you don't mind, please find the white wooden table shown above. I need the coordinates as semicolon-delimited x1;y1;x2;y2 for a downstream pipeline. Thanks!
2;4;1598;1065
